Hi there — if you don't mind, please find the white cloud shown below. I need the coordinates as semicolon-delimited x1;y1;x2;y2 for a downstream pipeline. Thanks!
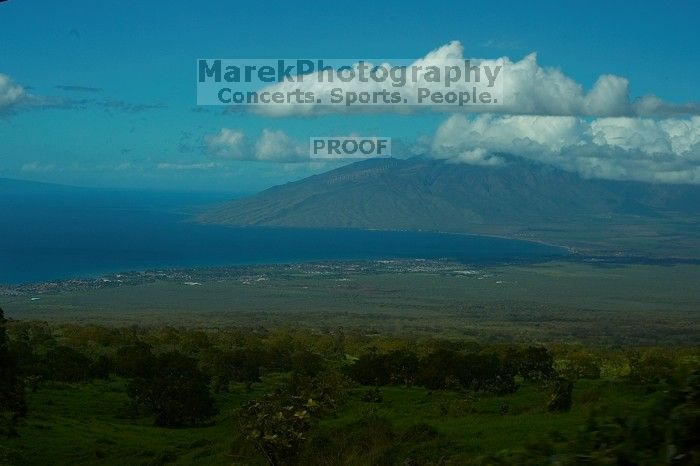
254;129;306;162
432;114;700;184
633;95;700;118
204;128;308;162
249;41;697;118
0;73;27;113
157;162;219;170
21;161;55;172
2;72;167;116
203;128;246;159
114;162;134;171
439;148;505;166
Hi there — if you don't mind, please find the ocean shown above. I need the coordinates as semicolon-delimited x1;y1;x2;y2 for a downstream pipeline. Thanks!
0;183;567;284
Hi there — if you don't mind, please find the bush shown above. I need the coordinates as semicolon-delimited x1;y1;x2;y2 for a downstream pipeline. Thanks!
628;349;676;385
43;346;93;382
349;351;391;386
416;349;516;393
299;414;397;466
214;348;262;390
360;386;383;403
110;343;155;378
416;349;463;389
90;355;112;379
385;349;419;386
0;308;27;436
127;351;217;427
506;346;556;381
290;349;325;378
560;351;601;380
289;369;350;413
238;390;318;466
564;374;700;465
547;377;573;412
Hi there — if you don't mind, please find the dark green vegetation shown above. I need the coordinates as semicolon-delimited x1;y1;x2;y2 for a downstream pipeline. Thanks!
0;321;698;465
2;260;699;464
0;308;26;438
199;157;700;257
5;260;700;344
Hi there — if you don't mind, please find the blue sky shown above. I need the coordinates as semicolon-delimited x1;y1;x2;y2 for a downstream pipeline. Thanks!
1;0;699;191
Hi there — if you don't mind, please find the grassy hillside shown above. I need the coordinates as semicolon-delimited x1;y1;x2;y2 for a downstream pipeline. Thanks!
3;322;696;466
3;377;653;466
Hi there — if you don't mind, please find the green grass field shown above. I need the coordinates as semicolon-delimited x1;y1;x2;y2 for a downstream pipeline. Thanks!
2;379;260;465
2;376;650;466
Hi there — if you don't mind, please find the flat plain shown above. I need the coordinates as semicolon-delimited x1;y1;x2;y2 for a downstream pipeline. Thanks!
5;260;699;344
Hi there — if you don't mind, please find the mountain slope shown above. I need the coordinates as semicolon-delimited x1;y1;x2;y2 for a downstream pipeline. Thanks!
199;157;700;256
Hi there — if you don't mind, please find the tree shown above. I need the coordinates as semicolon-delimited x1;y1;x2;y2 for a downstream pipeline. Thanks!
547;377;573;412
239;389;318;466
349;351;391;386
416;349;462;389
385;349;419;387
127;351;217;427
217;348;262;390
560;351;601;380
0;308;27;436
43;346;93;382
506;346;556;381
111;342;155;378
200;348;262;392
628;349;675;385
290;349;325;378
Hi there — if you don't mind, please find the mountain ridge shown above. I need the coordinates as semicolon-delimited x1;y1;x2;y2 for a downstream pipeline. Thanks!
199;156;700;257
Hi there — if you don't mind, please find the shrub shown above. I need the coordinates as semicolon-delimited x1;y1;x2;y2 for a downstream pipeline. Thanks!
560;351;601;380
43;346;93;382
506;346;556;381
289;349;325;378
349;351;391;386
628;349;675;385
0;308;27;436
385;349;419;386
127;351;217;427
416;349;462;389
214;348;262;390
360;386;383;403
110;343;155;378
416;349;517;393
547;377;574;412
238;390;317;466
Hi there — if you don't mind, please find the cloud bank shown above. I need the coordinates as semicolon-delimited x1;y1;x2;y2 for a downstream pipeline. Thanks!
432;114;700;184
1;72;165;115
203;116;700;185
250;41;698;118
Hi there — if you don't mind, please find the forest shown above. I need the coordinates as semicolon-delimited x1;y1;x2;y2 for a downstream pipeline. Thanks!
1;307;698;465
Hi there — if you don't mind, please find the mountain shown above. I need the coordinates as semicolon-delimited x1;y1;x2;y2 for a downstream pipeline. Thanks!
0;177;84;194
199;157;700;257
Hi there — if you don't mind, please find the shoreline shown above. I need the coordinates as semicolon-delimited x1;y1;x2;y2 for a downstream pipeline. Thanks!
3;252;700;294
